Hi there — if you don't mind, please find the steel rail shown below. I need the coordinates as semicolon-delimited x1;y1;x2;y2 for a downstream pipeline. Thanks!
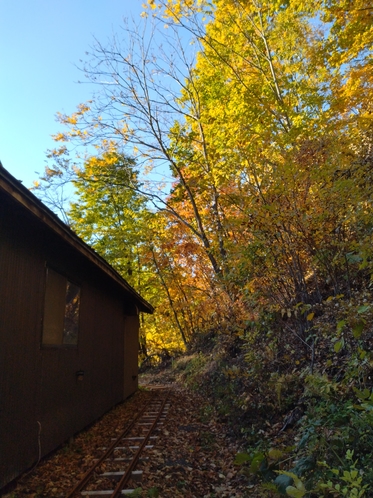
65;400;150;498
110;394;169;498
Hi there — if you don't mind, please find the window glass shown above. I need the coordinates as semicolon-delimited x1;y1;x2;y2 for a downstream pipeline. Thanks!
42;268;80;346
63;282;80;345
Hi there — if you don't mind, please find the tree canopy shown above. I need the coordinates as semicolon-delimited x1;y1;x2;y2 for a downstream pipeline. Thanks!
36;0;373;355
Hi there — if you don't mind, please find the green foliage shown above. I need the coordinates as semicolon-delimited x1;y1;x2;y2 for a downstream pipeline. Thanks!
275;473;295;495
236;449;278;483
182;353;209;389
353;388;373;416
279;472;307;497
127;489;143;498
317;451;369;497
147;488;160;498
288;378;373;494
234;452;252;465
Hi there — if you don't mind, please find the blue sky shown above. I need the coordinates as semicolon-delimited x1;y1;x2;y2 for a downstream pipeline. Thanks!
0;0;144;188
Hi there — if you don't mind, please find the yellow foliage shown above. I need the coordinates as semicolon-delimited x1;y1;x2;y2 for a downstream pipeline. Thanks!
53;133;66;142
45;0;373;350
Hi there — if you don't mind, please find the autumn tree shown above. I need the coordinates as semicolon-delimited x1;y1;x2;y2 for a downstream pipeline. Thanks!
157;0;373;299
38;0;373;348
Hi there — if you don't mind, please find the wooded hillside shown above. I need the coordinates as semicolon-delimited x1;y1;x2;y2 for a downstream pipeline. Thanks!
36;0;373;495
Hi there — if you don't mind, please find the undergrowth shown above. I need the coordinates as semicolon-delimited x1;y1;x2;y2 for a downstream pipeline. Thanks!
171;289;373;497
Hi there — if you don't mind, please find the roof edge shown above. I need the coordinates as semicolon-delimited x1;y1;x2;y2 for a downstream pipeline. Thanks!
0;165;154;314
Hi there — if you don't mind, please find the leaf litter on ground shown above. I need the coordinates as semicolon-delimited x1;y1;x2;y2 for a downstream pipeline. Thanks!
5;370;251;498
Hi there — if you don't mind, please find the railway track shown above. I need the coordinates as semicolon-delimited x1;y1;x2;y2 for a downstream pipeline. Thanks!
66;388;170;497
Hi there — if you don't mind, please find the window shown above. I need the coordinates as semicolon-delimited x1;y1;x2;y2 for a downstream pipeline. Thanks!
42;267;80;346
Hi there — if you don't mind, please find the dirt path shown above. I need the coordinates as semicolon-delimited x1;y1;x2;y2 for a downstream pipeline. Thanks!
4;375;248;498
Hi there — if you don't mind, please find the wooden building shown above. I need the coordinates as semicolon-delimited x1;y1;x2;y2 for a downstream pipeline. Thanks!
0;165;153;490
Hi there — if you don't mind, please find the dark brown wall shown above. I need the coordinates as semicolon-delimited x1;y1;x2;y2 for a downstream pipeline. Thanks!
123;315;140;399
0;194;138;489
0;199;44;487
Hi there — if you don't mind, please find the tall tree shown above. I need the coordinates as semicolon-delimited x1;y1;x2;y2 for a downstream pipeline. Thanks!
37;0;373;347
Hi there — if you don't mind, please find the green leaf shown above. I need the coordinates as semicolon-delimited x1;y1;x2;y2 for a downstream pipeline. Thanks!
336;320;346;333
250;453;266;474
268;448;284;460
352;321;364;339
346;252;362;264
353;388;370;400
292;456;316;476
286;485;307;498
147;488;159;498
361;403;373;411
129;489;143;498
278;472;307;496
275;474;294;494
358;305;370;314
297;432;311;450
334;338;344;353
234;452;251;465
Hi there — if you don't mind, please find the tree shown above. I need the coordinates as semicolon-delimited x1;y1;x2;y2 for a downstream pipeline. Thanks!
68;149;145;281
38;0;373;348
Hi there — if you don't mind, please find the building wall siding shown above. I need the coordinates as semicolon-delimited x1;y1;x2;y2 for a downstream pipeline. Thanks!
123;315;140;399
0;196;137;489
0;202;45;486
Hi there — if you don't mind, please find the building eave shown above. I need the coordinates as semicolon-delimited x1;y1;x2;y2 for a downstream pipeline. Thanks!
0;166;154;314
